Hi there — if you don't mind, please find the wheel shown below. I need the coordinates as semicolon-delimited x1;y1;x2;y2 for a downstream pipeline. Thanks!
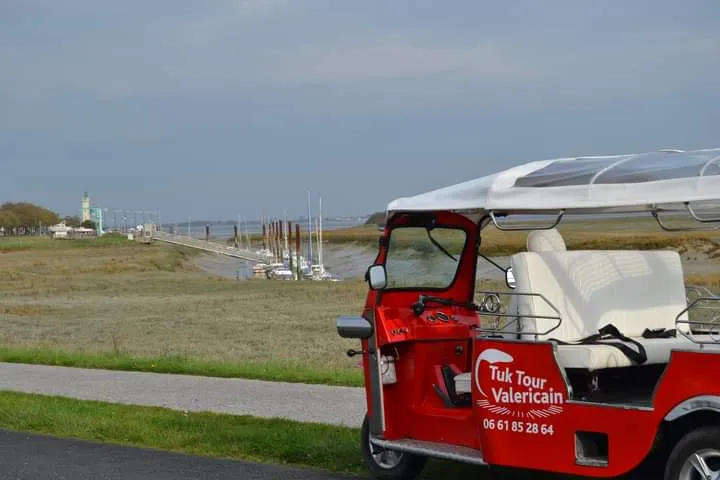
664;426;720;480
360;414;427;480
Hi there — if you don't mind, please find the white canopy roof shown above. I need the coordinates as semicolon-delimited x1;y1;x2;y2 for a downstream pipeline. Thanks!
387;148;720;215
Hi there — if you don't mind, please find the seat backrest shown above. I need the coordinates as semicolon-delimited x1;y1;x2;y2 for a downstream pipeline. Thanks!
526;228;567;252
501;228;566;338
510;250;688;342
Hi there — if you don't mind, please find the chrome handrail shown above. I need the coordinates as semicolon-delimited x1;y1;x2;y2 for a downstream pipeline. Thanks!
488;210;565;231
474;290;562;339
652;202;720;232
675;295;720;345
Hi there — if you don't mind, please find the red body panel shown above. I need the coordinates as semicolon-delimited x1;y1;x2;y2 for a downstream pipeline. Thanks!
471;339;659;477
356;211;720;477
366;322;720;476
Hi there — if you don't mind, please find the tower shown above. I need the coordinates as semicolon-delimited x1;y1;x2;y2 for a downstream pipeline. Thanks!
81;192;90;223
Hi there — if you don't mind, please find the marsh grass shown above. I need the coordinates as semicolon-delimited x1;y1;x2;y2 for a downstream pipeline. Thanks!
0;237;367;382
320;216;720;257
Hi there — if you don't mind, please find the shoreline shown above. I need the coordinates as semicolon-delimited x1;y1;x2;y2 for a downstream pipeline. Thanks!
190;245;719;282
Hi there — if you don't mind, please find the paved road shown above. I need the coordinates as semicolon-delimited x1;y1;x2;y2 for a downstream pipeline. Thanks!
0;429;365;479
0;363;366;427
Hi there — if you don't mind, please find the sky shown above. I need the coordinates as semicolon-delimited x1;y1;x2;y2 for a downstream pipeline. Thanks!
1;0;719;222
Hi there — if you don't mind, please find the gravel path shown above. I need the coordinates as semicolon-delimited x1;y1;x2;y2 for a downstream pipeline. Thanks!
0;363;366;427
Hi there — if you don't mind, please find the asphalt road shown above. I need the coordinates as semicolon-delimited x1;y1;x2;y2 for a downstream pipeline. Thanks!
0;429;365;480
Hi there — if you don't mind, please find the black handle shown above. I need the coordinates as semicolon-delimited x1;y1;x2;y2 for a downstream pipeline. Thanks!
346;348;375;357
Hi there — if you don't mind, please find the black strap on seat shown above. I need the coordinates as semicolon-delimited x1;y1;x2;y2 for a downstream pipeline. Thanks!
641;327;676;339
550;324;648;365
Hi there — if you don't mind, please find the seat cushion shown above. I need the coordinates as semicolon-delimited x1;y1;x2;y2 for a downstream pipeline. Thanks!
455;336;720;392
555;336;719;370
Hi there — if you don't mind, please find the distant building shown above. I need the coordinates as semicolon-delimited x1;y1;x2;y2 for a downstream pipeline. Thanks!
48;221;96;239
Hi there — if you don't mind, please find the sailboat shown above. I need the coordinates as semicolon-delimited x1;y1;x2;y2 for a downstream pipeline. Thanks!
311;195;341;282
306;192;314;271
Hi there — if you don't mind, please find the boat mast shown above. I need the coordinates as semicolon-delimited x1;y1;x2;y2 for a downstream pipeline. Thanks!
318;196;324;274
283;210;288;260
307;191;313;267
260;211;265;251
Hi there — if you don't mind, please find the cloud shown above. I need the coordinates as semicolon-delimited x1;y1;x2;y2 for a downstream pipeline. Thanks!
181;0;296;47
0;1;718;109
0;36;542;102
268;37;539;86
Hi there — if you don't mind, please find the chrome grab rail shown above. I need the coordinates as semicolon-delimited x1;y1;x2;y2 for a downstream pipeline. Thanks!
675;294;720;345
488;210;565;232
652;202;720;232
474;290;562;340
686;285;716;302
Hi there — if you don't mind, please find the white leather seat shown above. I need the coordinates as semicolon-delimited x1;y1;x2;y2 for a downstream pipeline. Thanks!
509;250;702;371
553;336;720;370
457;249;713;394
511;250;687;339
454;333;720;393
500;228;567;339
526;228;567;252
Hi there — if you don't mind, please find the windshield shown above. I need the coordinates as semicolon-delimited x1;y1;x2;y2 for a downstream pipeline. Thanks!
384;226;467;289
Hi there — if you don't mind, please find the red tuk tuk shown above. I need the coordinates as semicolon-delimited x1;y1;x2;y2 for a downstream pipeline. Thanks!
337;147;720;479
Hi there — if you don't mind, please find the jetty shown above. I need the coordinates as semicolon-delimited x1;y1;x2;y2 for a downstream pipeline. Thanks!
152;231;267;263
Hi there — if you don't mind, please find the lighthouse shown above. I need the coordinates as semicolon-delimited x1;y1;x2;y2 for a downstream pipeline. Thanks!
81;192;91;223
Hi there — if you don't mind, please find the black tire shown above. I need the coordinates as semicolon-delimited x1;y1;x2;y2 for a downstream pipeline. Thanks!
664;425;720;480
360;414;427;480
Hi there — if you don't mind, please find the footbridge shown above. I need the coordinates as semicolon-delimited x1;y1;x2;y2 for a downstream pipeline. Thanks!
152;231;267;263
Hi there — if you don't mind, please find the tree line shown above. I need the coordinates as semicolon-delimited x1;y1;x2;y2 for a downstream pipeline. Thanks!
0;202;61;235
364;211;386;226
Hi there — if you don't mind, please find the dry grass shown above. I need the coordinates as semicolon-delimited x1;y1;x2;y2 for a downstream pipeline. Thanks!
321;216;720;257
687;274;720;290
2;305;66;316
0;237;366;376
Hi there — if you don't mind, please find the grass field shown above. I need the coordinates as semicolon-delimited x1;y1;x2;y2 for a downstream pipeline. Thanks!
0;236;368;384
0;222;718;385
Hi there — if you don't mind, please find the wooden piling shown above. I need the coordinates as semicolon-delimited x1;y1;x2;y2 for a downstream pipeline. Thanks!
279;221;284;261
288;221;294;278
274;221;279;262
272;221;277;262
262;223;266;251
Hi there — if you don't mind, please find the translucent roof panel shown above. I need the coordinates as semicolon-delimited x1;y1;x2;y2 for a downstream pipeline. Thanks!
513;150;720;188
512;156;631;187
386;147;720;215
594;150;720;184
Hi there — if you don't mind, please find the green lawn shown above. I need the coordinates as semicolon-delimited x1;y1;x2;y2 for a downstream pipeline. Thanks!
0;391;570;479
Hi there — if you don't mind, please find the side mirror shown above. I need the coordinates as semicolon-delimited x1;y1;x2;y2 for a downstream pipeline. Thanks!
337;315;374;340
367;265;387;290
505;267;516;289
